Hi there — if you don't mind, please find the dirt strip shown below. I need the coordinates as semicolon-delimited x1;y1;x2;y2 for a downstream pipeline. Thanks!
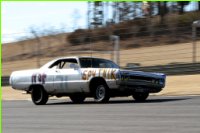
2;74;200;100
156;74;200;96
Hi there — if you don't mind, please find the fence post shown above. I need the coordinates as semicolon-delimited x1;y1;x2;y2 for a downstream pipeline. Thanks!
110;35;120;65
192;20;200;63
30;29;41;68
192;25;196;63
36;37;41;68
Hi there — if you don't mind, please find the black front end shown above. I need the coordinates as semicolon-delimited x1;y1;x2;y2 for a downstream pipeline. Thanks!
118;70;166;93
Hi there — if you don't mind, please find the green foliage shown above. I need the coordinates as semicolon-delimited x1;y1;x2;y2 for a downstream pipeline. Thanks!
113;21;135;39
67;29;88;45
67;28;111;45
67;11;200;46
177;11;200;26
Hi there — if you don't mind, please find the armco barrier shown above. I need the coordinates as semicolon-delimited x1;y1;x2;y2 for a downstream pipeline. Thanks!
2;76;10;86
2;63;200;86
125;63;200;75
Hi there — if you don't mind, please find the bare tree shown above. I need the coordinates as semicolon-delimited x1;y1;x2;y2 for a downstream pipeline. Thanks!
29;27;42;67
158;2;168;23
28;25;66;67
71;9;81;30
178;1;190;14
133;2;139;18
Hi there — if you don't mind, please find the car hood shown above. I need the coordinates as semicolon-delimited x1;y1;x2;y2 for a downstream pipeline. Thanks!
119;69;166;79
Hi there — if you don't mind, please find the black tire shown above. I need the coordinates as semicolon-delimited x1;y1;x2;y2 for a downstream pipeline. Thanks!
94;83;110;103
132;92;149;102
70;94;86;103
31;86;48;105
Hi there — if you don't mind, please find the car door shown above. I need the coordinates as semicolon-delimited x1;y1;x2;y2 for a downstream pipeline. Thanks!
41;68;55;93
53;59;82;93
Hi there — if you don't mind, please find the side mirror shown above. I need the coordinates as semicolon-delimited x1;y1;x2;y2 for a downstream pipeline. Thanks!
69;63;79;70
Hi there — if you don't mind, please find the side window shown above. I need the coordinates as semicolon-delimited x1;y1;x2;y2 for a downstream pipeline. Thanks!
97;59;111;68
49;59;78;69
62;62;77;69
49;61;62;69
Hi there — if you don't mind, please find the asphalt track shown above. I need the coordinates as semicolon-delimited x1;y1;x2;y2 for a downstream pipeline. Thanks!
3;96;200;133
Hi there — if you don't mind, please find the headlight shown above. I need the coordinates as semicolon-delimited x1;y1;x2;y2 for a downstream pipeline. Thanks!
159;79;164;84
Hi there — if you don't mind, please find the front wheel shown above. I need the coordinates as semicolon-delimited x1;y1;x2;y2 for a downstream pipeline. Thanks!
31;86;48;105
94;84;110;103
132;92;149;102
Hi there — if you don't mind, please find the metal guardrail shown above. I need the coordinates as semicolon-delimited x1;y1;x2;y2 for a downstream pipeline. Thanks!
125;63;200;75
2;63;200;86
2;76;10;86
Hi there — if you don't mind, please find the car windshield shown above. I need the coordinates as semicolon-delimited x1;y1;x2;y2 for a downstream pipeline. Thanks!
79;58;119;68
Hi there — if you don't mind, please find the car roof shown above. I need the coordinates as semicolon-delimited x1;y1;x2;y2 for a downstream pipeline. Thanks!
41;56;117;69
55;56;108;60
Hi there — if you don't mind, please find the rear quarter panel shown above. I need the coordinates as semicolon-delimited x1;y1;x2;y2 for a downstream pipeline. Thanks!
10;70;37;91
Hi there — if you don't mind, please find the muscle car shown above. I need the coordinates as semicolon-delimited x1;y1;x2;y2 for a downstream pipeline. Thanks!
10;56;166;105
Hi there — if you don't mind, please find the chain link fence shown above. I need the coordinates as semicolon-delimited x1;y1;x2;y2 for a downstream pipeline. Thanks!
2;18;200;79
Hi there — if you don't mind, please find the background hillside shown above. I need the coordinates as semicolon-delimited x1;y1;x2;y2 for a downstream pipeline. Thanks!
3;12;200;61
2;2;200;99
2;3;200;76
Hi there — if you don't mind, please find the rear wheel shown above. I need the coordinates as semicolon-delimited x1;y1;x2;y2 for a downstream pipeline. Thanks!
31;86;48;105
132;92;149;102
70;94;86;103
94;84;110;103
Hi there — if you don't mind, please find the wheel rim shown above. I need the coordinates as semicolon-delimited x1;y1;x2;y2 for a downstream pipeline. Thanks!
96;85;106;101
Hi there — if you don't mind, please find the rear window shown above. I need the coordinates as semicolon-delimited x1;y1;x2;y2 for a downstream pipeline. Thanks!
79;58;119;68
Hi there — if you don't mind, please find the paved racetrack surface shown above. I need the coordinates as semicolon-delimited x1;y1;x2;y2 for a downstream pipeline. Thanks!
3;96;200;133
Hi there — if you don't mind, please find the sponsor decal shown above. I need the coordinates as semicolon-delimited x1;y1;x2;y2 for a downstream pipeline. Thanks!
121;74;129;81
82;69;117;80
31;73;47;84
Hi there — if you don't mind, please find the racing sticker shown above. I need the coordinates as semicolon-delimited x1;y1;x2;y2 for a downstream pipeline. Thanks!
31;73;47;84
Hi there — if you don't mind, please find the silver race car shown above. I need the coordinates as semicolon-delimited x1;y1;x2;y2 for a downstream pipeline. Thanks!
10;57;166;105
